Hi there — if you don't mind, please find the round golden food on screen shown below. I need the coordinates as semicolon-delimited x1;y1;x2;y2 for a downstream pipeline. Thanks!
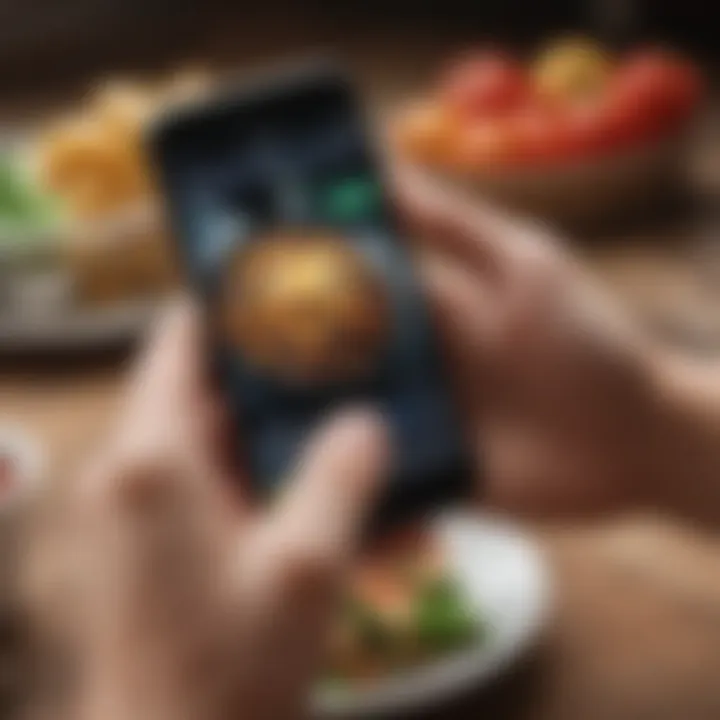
222;232;391;385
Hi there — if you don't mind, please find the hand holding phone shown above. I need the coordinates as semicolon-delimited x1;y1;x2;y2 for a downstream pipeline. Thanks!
149;65;471;523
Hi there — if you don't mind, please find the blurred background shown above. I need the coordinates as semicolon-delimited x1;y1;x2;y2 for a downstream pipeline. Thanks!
0;2;719;717
0;0;718;358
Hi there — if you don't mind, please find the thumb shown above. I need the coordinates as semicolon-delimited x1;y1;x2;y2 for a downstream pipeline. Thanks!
230;411;388;720
271;408;389;567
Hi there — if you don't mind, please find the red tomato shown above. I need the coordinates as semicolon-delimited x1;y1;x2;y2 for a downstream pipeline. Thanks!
440;52;531;118
607;50;703;136
507;104;575;165
601;96;664;149
560;101;633;157
511;100;648;166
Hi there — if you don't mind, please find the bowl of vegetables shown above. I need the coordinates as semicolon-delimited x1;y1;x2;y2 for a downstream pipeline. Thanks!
393;38;705;228
316;512;551;718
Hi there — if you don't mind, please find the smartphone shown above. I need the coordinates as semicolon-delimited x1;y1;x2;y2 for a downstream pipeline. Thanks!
149;64;472;524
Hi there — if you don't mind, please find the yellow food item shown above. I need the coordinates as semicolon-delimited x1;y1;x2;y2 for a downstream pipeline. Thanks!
222;233;390;385
533;37;613;102
36;70;211;220
37;116;150;219
33;70;212;304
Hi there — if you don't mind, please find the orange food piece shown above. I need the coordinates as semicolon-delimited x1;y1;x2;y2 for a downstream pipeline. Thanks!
350;529;442;614
447;118;519;170
394;100;456;164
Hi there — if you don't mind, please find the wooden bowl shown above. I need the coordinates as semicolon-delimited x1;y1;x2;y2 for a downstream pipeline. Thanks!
419;131;689;231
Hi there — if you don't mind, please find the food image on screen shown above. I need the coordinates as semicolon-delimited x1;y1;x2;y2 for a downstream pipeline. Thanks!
221;230;390;385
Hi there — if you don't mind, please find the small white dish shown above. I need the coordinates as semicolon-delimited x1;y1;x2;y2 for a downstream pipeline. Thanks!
314;510;552;718
0;201;167;353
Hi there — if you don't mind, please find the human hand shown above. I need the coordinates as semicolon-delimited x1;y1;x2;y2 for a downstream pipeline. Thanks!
397;171;668;516
69;300;388;720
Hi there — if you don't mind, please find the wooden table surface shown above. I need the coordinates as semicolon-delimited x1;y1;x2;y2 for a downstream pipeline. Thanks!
4;228;720;720
6;364;720;720
2;38;720;719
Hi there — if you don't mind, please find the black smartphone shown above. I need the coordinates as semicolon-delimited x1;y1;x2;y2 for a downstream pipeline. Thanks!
148;64;472;524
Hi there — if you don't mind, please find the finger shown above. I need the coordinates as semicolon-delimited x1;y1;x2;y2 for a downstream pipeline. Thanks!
392;163;507;272
99;295;246;514
117;296;248;492
393;163;555;273
271;408;389;567
228;412;387;720
422;250;497;350
117;294;207;450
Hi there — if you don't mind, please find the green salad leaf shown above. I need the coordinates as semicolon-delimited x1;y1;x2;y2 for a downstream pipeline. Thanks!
412;575;481;653
0;153;60;234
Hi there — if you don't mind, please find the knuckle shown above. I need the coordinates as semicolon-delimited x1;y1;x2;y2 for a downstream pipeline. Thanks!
82;442;181;514
121;453;178;508
274;538;337;598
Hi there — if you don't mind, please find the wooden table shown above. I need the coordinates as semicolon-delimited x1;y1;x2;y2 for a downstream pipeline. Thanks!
4;255;720;720
2;36;720;720
7;368;720;720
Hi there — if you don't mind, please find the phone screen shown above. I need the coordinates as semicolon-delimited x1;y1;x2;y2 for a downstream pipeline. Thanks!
151;70;470;518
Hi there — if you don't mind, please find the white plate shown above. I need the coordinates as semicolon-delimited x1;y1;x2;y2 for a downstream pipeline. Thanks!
0;203;165;352
0;294;157;351
315;511;552;718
